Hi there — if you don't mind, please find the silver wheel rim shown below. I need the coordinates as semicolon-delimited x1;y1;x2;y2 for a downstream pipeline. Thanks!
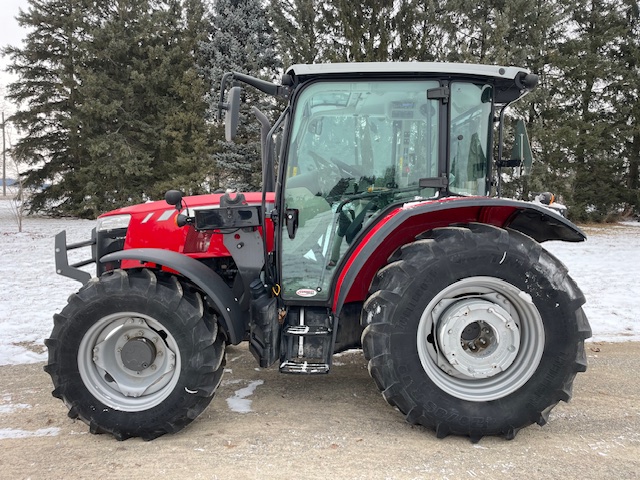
78;312;181;412
417;276;545;402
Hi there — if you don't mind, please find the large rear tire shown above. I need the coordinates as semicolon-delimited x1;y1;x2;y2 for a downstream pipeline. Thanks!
361;224;591;441
45;268;226;440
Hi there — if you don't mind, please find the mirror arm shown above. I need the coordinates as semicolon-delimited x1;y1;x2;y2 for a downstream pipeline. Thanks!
218;72;289;111
231;72;289;97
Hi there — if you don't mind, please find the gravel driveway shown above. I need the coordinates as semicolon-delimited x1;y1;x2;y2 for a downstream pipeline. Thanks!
1;342;638;479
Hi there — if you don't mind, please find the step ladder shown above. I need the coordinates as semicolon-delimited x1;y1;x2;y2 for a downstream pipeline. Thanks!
280;307;338;374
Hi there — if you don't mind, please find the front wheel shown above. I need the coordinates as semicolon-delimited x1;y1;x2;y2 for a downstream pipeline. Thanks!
362;224;591;441
45;268;226;440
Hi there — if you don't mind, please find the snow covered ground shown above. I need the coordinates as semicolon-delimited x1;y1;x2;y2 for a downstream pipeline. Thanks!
0;197;639;367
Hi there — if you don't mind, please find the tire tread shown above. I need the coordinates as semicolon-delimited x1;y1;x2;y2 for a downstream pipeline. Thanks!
361;224;591;441
44;268;226;441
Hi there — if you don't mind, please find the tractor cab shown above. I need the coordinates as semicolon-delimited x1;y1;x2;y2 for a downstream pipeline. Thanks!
220;63;539;303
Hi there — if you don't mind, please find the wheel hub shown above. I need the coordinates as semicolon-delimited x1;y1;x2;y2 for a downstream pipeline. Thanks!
121;337;157;371
436;298;521;379
417;277;545;402
79;313;180;411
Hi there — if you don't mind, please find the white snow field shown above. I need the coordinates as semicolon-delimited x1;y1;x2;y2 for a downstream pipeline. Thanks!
1;197;639;367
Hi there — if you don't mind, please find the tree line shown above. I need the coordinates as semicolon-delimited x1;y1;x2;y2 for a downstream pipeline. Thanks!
2;0;638;221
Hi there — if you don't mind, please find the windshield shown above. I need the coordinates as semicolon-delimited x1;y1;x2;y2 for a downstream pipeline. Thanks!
280;79;440;300
287;80;441;195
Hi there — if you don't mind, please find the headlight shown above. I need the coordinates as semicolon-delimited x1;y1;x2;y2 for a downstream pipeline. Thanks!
96;214;131;232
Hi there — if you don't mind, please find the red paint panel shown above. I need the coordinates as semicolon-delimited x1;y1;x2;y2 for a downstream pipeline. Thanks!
103;192;276;262
332;208;401;312
333;201;520;310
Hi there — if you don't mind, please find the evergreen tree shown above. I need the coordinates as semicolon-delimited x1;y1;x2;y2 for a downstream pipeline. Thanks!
153;0;212;197
3;0;92;215
552;0;625;220
318;0;395;62
200;0;281;191
391;0;446;61
6;0;638;220
76;0;213;216
76;0;159;216
5;0;212;217
270;0;321;66
610;0;640;215
478;0;575;203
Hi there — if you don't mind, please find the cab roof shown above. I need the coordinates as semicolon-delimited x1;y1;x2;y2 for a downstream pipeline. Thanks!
286;62;530;81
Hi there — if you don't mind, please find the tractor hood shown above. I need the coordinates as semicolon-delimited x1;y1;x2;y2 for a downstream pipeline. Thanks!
98;192;274;219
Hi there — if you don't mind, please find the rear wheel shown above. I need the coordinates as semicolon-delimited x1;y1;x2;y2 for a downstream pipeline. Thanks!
45;268;226;440
362;224;591;441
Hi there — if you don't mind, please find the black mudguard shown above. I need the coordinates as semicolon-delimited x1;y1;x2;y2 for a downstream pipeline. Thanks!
101;248;245;345
504;202;585;242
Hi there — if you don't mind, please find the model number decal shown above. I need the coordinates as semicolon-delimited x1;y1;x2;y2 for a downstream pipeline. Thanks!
296;289;317;298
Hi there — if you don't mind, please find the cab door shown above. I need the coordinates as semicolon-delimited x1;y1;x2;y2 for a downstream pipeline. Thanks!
279;79;441;302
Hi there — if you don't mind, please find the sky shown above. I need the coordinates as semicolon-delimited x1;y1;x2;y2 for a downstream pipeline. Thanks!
1;0;30;115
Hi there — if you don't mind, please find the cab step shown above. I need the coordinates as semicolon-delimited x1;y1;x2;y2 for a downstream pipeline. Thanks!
280;307;337;375
280;360;330;374
285;325;331;336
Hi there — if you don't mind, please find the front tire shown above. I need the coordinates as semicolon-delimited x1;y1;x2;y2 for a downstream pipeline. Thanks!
45;268;226;440
362;224;591;441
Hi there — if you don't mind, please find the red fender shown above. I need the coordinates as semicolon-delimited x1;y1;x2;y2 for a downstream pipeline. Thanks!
331;197;585;314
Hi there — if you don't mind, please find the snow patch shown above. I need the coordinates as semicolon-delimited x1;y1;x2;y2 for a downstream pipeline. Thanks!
543;221;640;342
0;198;639;368
226;380;263;414
0;427;60;439
333;348;362;357
0;402;31;414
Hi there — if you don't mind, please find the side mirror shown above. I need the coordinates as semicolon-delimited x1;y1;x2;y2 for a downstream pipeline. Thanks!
165;190;184;209
225;86;242;142
510;119;533;174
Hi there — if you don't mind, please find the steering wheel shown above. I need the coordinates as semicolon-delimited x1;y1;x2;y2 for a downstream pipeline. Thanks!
308;151;363;179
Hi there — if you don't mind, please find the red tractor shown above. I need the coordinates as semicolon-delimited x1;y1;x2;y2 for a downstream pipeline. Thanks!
47;62;590;442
